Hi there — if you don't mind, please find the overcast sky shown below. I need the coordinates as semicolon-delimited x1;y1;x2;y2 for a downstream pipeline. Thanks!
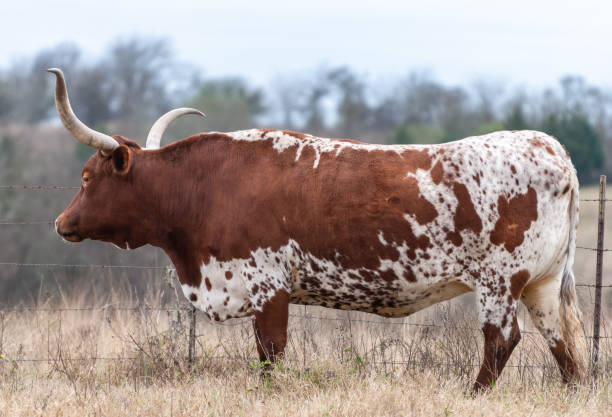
2;0;611;88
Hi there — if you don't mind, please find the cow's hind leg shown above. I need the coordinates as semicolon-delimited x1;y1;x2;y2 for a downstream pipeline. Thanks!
521;273;586;384
473;288;522;392
252;290;289;366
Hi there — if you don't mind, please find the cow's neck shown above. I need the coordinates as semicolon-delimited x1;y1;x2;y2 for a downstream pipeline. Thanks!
140;137;222;285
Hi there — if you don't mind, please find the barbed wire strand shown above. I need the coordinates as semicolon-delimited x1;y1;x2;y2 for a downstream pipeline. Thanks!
0;221;53;225
0;185;79;190
2;348;608;368
580;198;612;202
0;306;609;338
576;246;612;252
0;356;566;369
1;184;611;201
1;262;610;289
0;262;168;269
576;283;612;288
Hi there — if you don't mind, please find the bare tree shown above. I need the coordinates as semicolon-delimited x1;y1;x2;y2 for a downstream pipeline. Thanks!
328;67;370;138
0;43;81;123
70;65;114;127
271;75;303;129
471;79;504;123
107;37;175;122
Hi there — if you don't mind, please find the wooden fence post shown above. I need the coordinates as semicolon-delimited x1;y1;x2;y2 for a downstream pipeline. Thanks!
302;305;307;369
592;174;606;380
188;304;196;368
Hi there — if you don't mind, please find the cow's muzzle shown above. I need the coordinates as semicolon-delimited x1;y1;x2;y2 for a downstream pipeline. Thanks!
55;214;83;242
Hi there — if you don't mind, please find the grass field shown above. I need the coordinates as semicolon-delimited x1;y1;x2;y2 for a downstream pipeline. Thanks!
0;185;611;416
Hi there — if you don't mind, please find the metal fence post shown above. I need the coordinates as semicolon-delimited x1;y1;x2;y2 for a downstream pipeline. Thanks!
592;175;606;380
188;304;196;368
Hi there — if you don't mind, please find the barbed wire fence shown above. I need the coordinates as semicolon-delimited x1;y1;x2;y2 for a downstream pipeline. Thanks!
0;179;610;381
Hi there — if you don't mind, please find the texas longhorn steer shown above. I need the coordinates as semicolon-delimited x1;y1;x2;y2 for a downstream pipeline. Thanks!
49;68;586;391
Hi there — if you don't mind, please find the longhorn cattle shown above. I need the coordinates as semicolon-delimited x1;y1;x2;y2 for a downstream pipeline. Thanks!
49;68;586;391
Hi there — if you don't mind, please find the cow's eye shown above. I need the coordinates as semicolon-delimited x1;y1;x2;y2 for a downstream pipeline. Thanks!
82;176;90;185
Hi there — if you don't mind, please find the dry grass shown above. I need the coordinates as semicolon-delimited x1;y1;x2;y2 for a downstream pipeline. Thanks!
1;366;610;417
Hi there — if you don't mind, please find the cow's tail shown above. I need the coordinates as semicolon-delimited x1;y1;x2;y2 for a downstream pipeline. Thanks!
559;168;587;382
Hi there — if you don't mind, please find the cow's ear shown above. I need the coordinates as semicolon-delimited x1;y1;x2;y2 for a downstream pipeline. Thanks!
111;145;132;175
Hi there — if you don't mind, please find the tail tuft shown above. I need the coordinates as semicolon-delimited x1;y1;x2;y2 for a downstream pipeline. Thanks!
559;176;587;382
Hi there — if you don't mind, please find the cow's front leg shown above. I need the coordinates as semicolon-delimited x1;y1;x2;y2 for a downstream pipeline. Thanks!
252;290;289;365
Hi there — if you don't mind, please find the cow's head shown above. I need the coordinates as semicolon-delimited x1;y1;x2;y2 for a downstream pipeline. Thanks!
49;68;204;249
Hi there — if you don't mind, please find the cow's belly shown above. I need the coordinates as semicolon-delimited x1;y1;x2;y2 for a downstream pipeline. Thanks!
290;279;472;317
285;231;483;317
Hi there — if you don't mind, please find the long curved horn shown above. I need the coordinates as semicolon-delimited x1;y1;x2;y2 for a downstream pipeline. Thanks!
47;68;119;155
145;108;206;149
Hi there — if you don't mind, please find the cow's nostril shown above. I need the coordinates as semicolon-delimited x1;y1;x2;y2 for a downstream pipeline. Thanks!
55;214;64;234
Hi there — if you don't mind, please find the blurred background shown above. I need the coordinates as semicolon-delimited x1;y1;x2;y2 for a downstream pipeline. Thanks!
0;1;611;305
